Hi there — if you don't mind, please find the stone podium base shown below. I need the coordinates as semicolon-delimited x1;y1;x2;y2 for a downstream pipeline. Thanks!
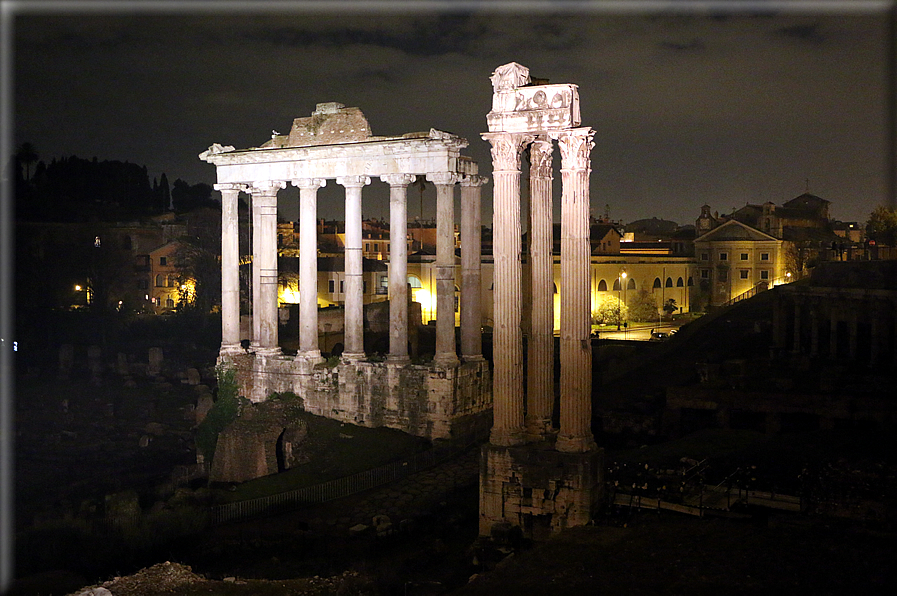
479;442;605;541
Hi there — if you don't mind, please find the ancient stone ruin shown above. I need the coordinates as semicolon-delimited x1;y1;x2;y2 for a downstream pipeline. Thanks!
200;101;492;469
478;62;604;540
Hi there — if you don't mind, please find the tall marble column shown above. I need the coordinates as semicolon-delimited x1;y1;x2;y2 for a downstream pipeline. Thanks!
460;175;488;361
293;178;327;362
382;173;416;363
216;183;246;356
338;176;370;361
554;128;597;454
482;132;533;446
525;137;555;440
251;181;285;356
429;172;460;366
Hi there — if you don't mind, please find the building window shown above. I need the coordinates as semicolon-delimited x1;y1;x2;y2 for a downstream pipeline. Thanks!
719;270;728;282
627;278;636;291
719;252;728;261
701;269;710;279
155;274;164;287
160;256;167;266
760;270;770;280
653;277;662;289
340;280;344;294
166;297;174;308
740;270;749;280
761;252;770;261
597;279;608;291
408;275;422;289
329;279;335;293
687;277;694;286
677;277;684;287
613;278;621;291
365;243;370;252
363;281;367;294
665;277;673;288
740;253;749;261
701;252;709;261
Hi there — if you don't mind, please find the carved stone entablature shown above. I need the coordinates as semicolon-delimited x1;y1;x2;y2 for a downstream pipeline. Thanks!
198;143;236;162
487;83;581;134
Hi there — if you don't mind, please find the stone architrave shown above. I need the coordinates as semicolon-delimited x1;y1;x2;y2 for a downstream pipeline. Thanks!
526;137;555;440
461;175;488;361
553;128;597;454
250;181;286;356
429;172;461;366
215;183;247;356
481;132;534;446
381;173;416;363
293;177;327;362
338;175;371;361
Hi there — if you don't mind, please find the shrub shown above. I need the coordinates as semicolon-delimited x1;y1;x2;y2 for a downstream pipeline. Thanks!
195;365;246;461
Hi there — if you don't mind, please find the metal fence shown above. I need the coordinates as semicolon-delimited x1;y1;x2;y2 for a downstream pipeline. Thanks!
210;438;478;526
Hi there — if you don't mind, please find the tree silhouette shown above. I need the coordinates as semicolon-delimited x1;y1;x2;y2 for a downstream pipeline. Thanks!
15;142;38;181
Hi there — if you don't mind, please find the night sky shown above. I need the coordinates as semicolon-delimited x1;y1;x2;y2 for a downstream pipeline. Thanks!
10;1;895;226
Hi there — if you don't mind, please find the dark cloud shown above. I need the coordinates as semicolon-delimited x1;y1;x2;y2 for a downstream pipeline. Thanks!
776;23;826;43
11;6;891;225
658;38;706;52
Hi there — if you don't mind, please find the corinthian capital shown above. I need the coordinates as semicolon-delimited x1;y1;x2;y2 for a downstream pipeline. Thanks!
529;137;554;179
554;128;595;170
380;173;416;187
291;178;327;190
336;175;371;188
460;175;489;187
482;132;534;172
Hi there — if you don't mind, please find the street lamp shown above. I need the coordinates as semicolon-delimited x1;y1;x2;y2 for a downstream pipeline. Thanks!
617;271;627;331
621;271;628;338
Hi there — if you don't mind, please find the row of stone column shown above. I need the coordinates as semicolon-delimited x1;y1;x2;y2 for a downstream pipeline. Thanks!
216;173;487;366
773;295;897;365
483;128;597;453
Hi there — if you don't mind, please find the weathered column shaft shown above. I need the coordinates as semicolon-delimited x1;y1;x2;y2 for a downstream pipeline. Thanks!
482;132;532;446
526;138;555;439
251;181;285;354
430;172;460;366
251;192;261;347
295;178;327;360
461;175;487;361
555;128;597;454
216;184;244;353
339;176;370;360
382;173;415;362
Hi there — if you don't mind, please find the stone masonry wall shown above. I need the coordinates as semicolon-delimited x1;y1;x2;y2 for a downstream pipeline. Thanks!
219;353;492;441
479;443;605;541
